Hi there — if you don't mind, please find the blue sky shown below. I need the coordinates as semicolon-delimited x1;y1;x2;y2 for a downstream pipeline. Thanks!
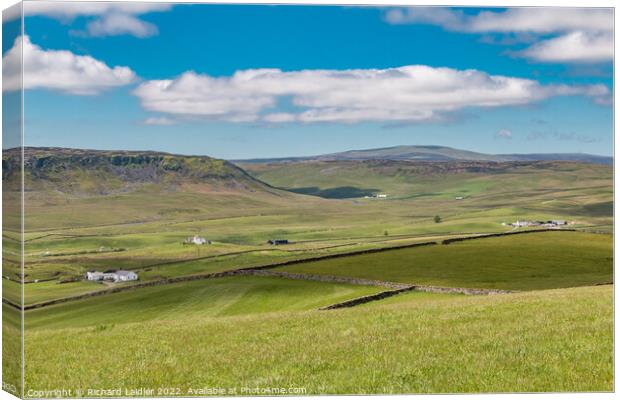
4;4;614;158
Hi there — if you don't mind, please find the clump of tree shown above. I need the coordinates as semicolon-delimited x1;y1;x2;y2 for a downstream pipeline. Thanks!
384;230;389;236
434;215;442;223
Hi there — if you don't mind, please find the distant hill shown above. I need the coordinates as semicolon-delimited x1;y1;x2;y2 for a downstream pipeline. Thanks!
3;147;274;195
500;153;613;165
241;159;613;201
319;145;509;162
3;146;611;197
236;145;612;165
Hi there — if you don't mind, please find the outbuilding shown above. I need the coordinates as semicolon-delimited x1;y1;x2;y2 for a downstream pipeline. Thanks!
185;235;210;245
267;239;289;245
86;270;138;282
86;271;105;281
115;270;138;282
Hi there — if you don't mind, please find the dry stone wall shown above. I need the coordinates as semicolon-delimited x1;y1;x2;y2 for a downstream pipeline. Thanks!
7;229;583;311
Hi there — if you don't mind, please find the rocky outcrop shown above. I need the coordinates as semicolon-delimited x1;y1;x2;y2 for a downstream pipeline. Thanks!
2;147;267;194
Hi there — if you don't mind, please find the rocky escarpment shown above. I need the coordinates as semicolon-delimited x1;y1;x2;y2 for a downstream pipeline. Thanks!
3;147;271;194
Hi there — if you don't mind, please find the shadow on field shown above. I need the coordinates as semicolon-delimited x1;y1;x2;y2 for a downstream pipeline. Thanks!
285;186;381;199
565;201;613;217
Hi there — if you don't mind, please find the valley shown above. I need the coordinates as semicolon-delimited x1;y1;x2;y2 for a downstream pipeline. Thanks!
2;145;613;395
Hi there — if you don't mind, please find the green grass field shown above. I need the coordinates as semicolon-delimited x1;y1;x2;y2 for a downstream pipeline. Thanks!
24;276;383;330
13;159;611;303
277;231;612;290
24;285;612;394
2;305;22;397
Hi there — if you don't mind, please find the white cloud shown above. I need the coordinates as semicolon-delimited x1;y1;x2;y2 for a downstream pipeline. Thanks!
23;2;171;38
518;31;613;63
2;3;21;24
469;8;611;34
86;13;158;38
495;129;513;139
384;7;613;63
143;116;176;126
385;7;612;33
262;113;298;123
385;7;466;29
24;3;172;19
133;65;609;124
2;36;136;95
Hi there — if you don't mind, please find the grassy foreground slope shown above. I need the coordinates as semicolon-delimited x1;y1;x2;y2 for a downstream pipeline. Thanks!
25;285;612;394
2;306;22;397
24;276;383;329
277;231;612;290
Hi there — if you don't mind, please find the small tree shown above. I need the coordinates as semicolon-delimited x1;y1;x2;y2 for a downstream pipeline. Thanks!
384;230;389;236
434;215;442;223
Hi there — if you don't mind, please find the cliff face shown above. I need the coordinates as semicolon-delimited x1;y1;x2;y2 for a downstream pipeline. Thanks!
2;147;270;195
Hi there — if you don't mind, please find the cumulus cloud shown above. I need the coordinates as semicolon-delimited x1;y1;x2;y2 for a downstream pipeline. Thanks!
23;2;171;38
385;7;466;29
518;31;613;63
495;129;513;139
84;13;158;38
143;116;176;125
2;36;136;95
24;3;172;18
384;7;613;63
385;7;612;33
133;65;610;124
2;3;21;24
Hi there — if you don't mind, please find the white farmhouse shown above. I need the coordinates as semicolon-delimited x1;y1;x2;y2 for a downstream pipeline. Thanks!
86;270;138;282
115;270;138;282
86;271;104;281
512;220;531;227
185;235;209;245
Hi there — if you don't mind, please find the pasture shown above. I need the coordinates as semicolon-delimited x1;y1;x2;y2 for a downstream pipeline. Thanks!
14;160;611;303
24;276;383;329
24;285;613;394
276;231;613;290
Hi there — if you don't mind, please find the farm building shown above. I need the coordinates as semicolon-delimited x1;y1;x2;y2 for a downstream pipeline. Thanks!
86;271;104;281
511;220;532;227
455;196;464;200
115;270;138;282
86;270;138;282
184;235;211;245
268;239;289;245
509;219;567;228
